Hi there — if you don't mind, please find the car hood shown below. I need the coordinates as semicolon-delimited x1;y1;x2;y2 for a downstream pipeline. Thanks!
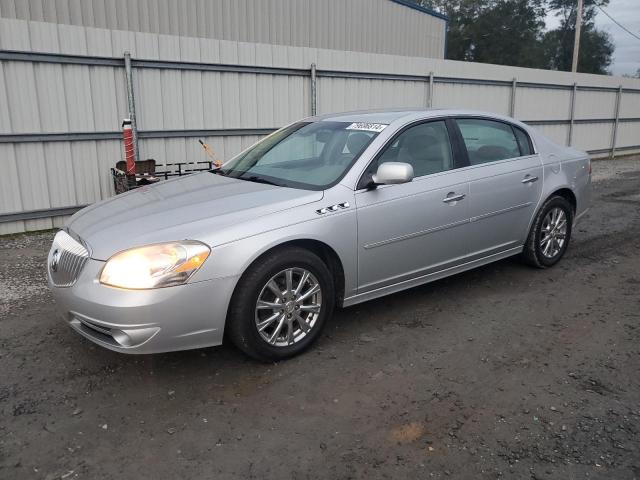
67;173;323;260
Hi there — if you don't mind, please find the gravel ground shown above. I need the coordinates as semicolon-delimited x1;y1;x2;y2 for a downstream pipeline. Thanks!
1;157;639;480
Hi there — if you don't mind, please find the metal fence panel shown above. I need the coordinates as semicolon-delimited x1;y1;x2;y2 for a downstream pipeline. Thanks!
435;83;512;115
515;87;572;121
619;92;640;118
574;90;617;119
572;122;615;152
0;16;639;234
617;122;640;149
531;124;570;149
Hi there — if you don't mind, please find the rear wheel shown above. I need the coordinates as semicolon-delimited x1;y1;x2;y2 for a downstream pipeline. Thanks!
522;195;573;268
226;247;334;361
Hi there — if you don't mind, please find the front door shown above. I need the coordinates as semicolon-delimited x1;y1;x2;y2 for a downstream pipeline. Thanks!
355;120;470;293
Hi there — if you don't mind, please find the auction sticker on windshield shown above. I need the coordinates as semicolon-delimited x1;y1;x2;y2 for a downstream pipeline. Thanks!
346;122;388;133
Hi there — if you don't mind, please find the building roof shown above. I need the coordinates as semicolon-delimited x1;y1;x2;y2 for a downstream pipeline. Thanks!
388;0;449;21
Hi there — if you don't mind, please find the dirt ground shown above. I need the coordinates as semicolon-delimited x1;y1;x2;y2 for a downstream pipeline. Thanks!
1;157;639;480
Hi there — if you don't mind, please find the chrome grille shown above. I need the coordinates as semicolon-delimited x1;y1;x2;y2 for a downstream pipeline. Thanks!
48;230;90;287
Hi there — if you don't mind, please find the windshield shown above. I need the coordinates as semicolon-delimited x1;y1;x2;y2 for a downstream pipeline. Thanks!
217;121;384;190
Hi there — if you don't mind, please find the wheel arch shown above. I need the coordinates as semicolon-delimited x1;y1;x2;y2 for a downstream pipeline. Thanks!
549;187;577;214
232;238;347;307
525;185;578;242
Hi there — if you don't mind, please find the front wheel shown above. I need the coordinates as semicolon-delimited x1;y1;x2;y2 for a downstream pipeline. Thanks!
522;195;573;268
226;247;335;361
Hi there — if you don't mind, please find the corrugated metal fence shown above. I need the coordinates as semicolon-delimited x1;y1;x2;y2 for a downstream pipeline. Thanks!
1;17;640;234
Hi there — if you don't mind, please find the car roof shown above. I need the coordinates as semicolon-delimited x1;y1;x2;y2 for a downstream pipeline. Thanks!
312;109;439;124
309;108;531;131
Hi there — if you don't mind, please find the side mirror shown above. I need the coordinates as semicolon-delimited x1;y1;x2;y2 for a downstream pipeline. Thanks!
371;162;414;186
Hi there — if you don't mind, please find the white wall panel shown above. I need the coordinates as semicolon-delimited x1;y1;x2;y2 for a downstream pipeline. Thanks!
0;17;639;233
516;87;571;121
435;84;511;115
34;63;68;131
616;122;640;149
63;65;96;132
318;78;425;114
574;90;617;119
0;63;12;133
14;142;52;231
4;61;41;132
27;19;60;51
573;123;614;152
90;66;123;131
2;0;447;59
0;144;22;214
619;92;640;119
535;124;570;148
44;142;77;207
70;141;103;203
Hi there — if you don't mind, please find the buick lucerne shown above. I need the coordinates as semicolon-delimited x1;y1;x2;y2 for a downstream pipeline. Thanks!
47;109;591;361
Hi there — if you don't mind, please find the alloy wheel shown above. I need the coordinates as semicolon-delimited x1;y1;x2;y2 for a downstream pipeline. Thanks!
254;268;322;347
540;207;568;258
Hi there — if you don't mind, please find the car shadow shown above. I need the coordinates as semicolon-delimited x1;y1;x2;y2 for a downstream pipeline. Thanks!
45;253;564;410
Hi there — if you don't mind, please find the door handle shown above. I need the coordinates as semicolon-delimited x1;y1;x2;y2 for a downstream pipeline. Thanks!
521;175;539;184
442;193;466;203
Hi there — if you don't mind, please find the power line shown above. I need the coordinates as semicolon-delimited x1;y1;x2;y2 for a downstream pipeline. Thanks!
596;4;640;42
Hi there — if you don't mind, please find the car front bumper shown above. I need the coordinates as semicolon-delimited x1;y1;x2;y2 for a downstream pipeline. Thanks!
49;258;238;354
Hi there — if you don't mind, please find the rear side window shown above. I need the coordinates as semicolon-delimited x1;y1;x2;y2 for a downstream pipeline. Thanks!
456;118;521;165
512;127;533;156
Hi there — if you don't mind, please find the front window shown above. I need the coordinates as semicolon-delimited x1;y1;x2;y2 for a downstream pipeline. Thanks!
358;120;454;188
217;121;383;190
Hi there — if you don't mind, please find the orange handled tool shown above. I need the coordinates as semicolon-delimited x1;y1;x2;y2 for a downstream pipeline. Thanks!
199;139;222;168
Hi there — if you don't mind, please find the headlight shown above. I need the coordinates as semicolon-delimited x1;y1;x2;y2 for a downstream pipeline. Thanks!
99;241;210;289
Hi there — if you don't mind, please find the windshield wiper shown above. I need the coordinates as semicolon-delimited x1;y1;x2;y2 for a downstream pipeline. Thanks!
241;175;282;187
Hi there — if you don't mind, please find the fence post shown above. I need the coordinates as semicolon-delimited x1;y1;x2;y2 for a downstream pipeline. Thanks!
123;52;140;163
428;71;434;108
310;63;317;116
609;85;622;160
510;78;517;117
568;82;577;146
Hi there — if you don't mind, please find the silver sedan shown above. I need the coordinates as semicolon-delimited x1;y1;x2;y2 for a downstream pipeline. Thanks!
47;109;591;361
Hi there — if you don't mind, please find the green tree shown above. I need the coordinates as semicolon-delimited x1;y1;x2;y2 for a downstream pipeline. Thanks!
416;0;547;67
410;0;614;74
544;0;614;73
467;0;547;67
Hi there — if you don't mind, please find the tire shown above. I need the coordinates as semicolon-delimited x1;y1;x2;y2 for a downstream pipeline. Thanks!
522;195;574;268
226;246;335;362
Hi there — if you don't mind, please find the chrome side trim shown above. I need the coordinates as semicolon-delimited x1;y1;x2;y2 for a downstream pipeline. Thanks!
363;218;469;250
344;246;523;307
316;202;350;215
469;202;532;223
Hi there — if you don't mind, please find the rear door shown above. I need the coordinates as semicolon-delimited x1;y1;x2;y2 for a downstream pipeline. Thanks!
354;119;470;293
454;118;543;259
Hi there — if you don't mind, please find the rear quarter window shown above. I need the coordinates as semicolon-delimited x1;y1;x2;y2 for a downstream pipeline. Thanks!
512;126;533;156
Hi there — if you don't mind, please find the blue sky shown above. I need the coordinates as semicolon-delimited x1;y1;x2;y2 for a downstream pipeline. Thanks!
545;0;640;76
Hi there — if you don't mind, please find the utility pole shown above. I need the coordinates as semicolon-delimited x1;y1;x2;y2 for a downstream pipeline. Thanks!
571;0;584;72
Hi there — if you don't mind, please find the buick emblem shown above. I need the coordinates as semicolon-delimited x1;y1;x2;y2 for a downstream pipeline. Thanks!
50;249;60;272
